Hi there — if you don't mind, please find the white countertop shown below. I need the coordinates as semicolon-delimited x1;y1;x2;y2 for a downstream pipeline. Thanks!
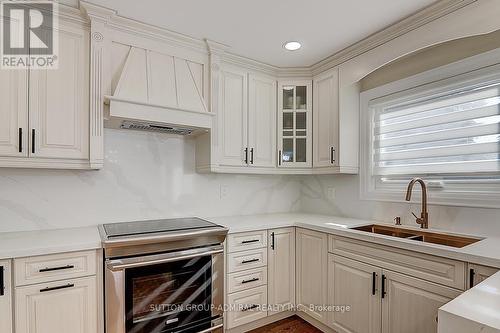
0;226;101;259
208;213;500;268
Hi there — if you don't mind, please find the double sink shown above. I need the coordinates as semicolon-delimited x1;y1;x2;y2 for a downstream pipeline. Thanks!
352;224;482;248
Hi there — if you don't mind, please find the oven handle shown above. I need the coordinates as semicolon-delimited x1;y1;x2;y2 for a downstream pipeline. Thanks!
106;246;224;271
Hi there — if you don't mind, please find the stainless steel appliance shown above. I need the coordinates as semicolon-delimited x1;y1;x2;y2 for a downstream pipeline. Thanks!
99;218;228;333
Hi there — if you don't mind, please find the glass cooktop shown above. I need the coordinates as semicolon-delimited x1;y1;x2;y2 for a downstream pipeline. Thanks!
103;217;220;238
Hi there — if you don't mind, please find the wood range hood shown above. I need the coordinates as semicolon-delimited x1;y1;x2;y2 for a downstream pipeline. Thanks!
104;46;214;136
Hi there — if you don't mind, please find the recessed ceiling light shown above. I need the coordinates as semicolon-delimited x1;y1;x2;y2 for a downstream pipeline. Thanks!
284;41;301;51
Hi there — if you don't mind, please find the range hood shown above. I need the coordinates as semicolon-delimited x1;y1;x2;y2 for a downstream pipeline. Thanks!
104;46;214;135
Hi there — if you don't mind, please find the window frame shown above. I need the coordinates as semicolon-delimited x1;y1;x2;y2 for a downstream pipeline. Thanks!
360;48;500;209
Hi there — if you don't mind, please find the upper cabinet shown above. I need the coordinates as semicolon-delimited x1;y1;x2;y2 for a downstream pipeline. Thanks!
0;13;100;169
313;67;358;174
277;81;312;168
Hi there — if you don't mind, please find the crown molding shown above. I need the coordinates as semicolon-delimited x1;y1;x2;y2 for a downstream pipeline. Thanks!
310;0;478;75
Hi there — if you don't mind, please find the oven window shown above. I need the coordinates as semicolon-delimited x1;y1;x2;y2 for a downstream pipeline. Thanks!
125;255;212;333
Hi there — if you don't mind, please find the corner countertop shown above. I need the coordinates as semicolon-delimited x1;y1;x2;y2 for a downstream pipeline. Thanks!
0;226;102;260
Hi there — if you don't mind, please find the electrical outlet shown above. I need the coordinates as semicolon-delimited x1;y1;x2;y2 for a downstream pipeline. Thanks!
327;187;336;201
219;184;228;199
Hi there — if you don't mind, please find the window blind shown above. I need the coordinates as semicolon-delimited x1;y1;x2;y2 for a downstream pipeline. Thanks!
372;81;500;176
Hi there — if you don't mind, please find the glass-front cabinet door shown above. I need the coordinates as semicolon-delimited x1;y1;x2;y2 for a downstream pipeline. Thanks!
278;81;312;167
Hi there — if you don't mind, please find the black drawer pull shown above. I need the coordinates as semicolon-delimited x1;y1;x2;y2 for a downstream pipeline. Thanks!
242;304;258;312
241;239;259;244
469;268;475;288
18;128;22;153
0;266;4;296
40;283;74;293
241;258;259;264
372;272;376;296
381;274;387;299
39;265;75;273
241;278;259;284
31;129;35;154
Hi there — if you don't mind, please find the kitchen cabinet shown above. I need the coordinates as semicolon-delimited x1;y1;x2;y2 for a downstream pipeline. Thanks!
328;254;381;333
0;15;96;169
467;263;498;289
0;260;13;333
277;81;312;168
15;276;97;333
313;68;339;170
381;270;460;333
296;228;328;323
268;228;295;313
216;66;277;170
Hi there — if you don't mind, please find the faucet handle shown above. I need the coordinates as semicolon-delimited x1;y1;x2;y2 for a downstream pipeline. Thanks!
411;212;419;219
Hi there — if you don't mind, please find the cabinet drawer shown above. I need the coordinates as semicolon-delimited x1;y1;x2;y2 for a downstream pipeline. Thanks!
226;285;268;329
227;248;267;273
227;230;267;253
329;235;466;289
14;250;96;287
228;267;267;294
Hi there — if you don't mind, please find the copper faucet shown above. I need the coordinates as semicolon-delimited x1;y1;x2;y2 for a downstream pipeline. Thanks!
405;178;429;229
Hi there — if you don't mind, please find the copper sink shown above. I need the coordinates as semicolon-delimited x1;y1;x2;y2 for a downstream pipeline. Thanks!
352;224;481;248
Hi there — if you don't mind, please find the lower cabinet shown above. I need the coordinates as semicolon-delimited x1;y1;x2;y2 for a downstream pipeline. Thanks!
15;276;97;333
296;228;328;323
328;254;381;333
268;228;295;314
328;254;461;333
467;263;498;289
0;260;13;333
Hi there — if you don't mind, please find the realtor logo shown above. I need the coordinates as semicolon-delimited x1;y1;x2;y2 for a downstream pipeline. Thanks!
1;1;58;69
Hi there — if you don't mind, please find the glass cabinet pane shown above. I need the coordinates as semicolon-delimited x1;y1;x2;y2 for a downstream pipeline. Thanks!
283;113;294;129
296;112;306;130
283;138;294;163
296;86;307;109
296;138;306;162
283;87;294;109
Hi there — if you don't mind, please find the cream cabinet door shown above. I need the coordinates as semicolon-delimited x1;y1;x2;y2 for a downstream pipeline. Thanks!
268;228;295;313
217;66;248;167
0;260;13;333
296;228;328;323
0;69;28;157
328;254;381;333
467;263;498;289
248;74;277;168
313;67;339;168
15;276;97;333
29;21;89;160
381;270;461;333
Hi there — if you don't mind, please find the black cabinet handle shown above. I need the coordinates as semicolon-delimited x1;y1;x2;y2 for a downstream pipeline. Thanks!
278;150;282;166
244;148;248;164
18;128;22;152
39;265;74;273
372;272;376;296
469;268;475;288
242;304;258;312
250;148;254;164
381;274;387;299
241;278;259;284
241;239;259;244
241;258;259;264
271;232;275;250
40;283;74;293
31;129;35;154
0;266;4;296
331;147;336;164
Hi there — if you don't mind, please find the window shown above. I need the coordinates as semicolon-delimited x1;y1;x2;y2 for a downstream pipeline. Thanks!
361;51;500;208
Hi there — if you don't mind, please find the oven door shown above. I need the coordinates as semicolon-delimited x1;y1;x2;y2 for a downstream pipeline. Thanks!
105;245;224;333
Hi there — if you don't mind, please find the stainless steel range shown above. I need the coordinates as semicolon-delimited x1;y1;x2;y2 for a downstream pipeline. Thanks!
99;218;228;333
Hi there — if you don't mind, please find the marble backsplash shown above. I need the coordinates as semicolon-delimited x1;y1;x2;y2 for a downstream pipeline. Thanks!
0;129;301;233
300;174;500;237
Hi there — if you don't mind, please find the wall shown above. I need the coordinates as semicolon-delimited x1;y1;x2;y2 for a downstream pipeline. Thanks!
0;129;301;233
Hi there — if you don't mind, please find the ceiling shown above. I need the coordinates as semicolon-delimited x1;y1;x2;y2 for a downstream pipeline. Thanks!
85;0;437;67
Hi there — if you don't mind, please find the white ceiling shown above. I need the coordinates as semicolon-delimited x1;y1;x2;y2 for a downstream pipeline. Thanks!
86;0;437;67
